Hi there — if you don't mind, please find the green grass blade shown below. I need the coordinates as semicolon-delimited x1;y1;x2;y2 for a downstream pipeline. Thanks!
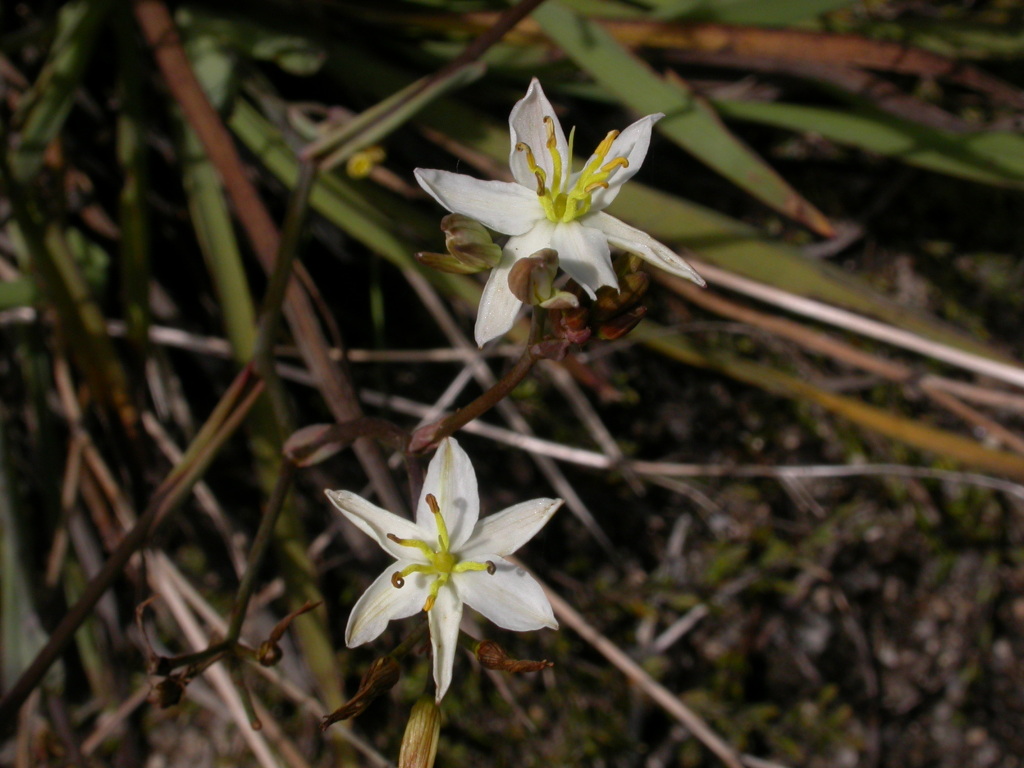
716;99;1024;188
0;279;36;309
9;0;113;183
114;10;152;357
8;215;137;434
644;0;857;23
0;420;62;693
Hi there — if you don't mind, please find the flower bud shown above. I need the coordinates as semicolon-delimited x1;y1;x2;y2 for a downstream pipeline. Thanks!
507;248;579;309
416;214;502;274
257;641;283;667
398;697;441;768
597;305;647;340
593;271;649;321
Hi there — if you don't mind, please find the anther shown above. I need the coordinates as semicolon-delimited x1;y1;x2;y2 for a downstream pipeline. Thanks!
543;116;557;145
486;561;496;575
425;493;441;516
515;142;536;165
423;594;436;612
386;533;401;543
595;130;620;157
391;572;405;588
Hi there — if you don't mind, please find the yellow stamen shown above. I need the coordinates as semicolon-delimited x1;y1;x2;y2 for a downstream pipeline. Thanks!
544;116;563;193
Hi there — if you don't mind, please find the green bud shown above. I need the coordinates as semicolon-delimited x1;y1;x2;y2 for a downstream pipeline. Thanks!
443;214;502;271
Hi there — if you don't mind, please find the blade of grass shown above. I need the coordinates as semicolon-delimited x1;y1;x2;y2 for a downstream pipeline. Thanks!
644;0;856;23
9;0;113;183
114;10;152;359
0;420;62;693
7;211;138;437
716;99;1024;188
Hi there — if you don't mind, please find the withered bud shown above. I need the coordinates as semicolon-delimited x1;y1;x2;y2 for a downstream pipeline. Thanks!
152;675;187;708
398;697;441;768
258;600;321;667
593;272;649;321
507;248;579;309
475;640;554;673
416;214;502;274
257;641;283;667
549;306;592;345
321;656;401;728
597;305;647;341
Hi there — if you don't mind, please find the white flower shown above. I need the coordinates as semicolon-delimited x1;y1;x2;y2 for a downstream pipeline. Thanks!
325;437;562;702
414;78;705;346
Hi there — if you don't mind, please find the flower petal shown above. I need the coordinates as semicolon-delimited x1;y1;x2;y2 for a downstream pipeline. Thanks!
508;79;569;191
455;558;557;632
587;113;663;211
428;583;464;702
345;566;430;647
460;498;562;560
416;437;479;550
474;255;522;347
587;212;706;286
474;218;556;346
414;169;540;236
550;221;617;297
325;489;431;563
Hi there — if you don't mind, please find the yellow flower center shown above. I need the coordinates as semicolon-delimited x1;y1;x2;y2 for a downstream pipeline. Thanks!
387;493;495;612
516;117;630;224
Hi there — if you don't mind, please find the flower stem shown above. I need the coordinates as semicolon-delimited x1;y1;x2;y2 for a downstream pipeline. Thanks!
408;311;547;454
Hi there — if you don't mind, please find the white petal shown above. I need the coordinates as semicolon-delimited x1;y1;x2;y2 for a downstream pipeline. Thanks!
455;558;557;632
587;212;706;286
474;219;556;347
414;169;540;235
587;113;663;211
475;255;522;347
460;498;562;560
345;566;430;647
325;490;431;563
416;437;479;550
550;221;617;298
428;584;464;702
508;79;569;191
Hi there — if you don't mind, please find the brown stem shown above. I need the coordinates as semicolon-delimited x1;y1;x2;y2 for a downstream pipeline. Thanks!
409;312;548;454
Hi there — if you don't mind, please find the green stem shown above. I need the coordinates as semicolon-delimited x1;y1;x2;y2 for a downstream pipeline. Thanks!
227;461;297;642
